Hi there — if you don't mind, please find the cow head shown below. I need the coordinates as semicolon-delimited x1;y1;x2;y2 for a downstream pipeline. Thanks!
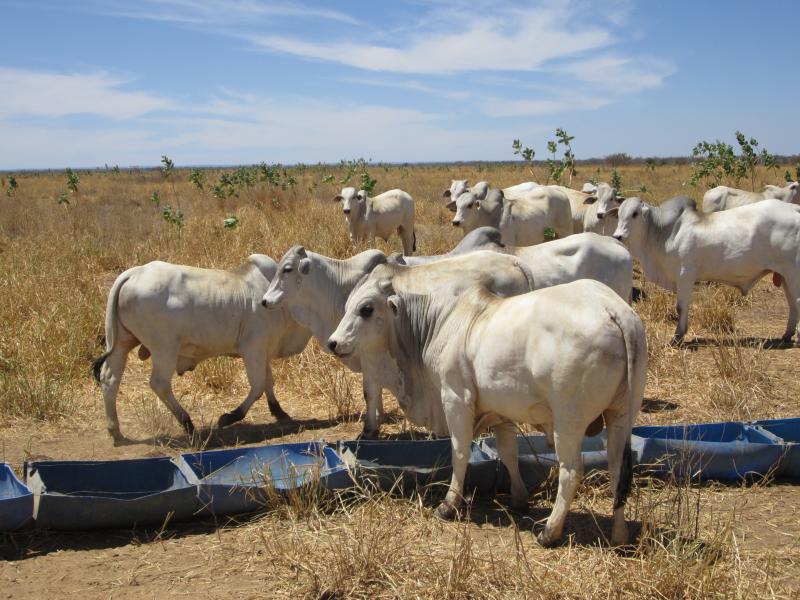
451;191;483;230
328;267;396;357
261;245;312;309
334;187;366;218
612;197;647;244
443;179;469;209
585;182;624;219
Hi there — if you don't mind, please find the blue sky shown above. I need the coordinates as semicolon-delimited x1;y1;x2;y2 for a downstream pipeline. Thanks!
1;0;798;169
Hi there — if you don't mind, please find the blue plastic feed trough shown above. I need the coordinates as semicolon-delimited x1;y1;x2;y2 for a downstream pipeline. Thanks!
181;442;351;517
752;418;800;478
631;422;783;480
26;457;199;530
480;432;609;491
0;463;33;531
339;438;497;493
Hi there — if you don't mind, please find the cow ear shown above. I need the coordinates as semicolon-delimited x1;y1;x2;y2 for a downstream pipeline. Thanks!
605;207;620;217
356;191;366;201
333;195;343;202
299;258;311;274
443;190;451;198
387;252;406;265
615;195;625;203
790;182;799;190
446;199;456;212
387;295;402;317
378;279;394;295
475;200;482;210
583;195;597;205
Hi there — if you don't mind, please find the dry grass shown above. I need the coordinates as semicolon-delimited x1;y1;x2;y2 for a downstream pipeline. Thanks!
0;162;798;597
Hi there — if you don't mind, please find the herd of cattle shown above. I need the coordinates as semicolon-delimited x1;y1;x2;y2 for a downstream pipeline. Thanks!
91;177;800;547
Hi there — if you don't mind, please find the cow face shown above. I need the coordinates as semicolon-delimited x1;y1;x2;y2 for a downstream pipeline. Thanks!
588;182;624;220
443;178;468;198
261;245;311;309
335;187;366;218
612;197;647;244
328;276;394;357
452;192;481;230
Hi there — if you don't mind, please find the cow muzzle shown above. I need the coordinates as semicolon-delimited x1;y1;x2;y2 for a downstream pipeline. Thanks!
597;212;605;220
327;338;352;358
452;220;461;227
613;234;624;242
343;209;351;215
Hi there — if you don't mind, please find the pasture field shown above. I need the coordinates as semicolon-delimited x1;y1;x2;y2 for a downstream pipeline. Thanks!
1;162;799;598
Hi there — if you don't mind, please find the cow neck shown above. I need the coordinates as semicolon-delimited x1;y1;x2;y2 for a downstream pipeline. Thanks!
294;252;372;346
631;202;685;291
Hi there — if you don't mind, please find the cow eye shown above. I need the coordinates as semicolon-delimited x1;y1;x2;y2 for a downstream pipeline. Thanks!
359;304;374;319
632;211;639;219
467;203;474;209
283;265;293;273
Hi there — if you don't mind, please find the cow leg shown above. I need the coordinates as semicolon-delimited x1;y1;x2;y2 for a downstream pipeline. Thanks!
780;275;800;342
604;409;633;546
264;366;291;420
537;430;583;547
148;353;195;437
436;383;475;520
671;269;696;345
361;377;383;438
218;346;276;428
398;226;414;255
494;422;528;510
98;341;137;446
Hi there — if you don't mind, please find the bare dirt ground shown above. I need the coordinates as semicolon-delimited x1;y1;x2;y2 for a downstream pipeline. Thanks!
1;275;799;598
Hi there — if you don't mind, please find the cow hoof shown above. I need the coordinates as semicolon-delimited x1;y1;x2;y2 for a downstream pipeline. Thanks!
669;335;685;347
182;417;196;436
267;401;291;421
358;428;379;440
435;502;458;521
536;530;560;548
217;409;243;429
109;430;128;447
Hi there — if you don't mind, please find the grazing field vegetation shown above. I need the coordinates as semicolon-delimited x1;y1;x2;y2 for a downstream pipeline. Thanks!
0;160;798;597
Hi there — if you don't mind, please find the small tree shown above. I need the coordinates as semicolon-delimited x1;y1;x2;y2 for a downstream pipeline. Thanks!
691;132;776;191
513;129;577;185
188;168;204;190
5;175;18;197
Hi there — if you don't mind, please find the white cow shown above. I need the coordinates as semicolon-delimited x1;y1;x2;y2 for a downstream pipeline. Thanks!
388;226;504;267
260;246;390;436
612;197;800;344
92;255;311;445
442;179;539;205
392;229;632;301
328;276;646;547
452;187;572;245
262;247;533;435
702;181;800;213
358;235;632;431
546;185;597;234
335;187;416;254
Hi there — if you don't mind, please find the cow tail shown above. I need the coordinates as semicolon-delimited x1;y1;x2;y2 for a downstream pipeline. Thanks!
92;267;137;384
612;308;646;510
413;229;417;253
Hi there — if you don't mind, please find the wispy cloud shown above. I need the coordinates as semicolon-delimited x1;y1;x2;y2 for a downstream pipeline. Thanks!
336;76;471;101
558;54;676;92
0;68;173;119
249;4;612;74
90;0;360;26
